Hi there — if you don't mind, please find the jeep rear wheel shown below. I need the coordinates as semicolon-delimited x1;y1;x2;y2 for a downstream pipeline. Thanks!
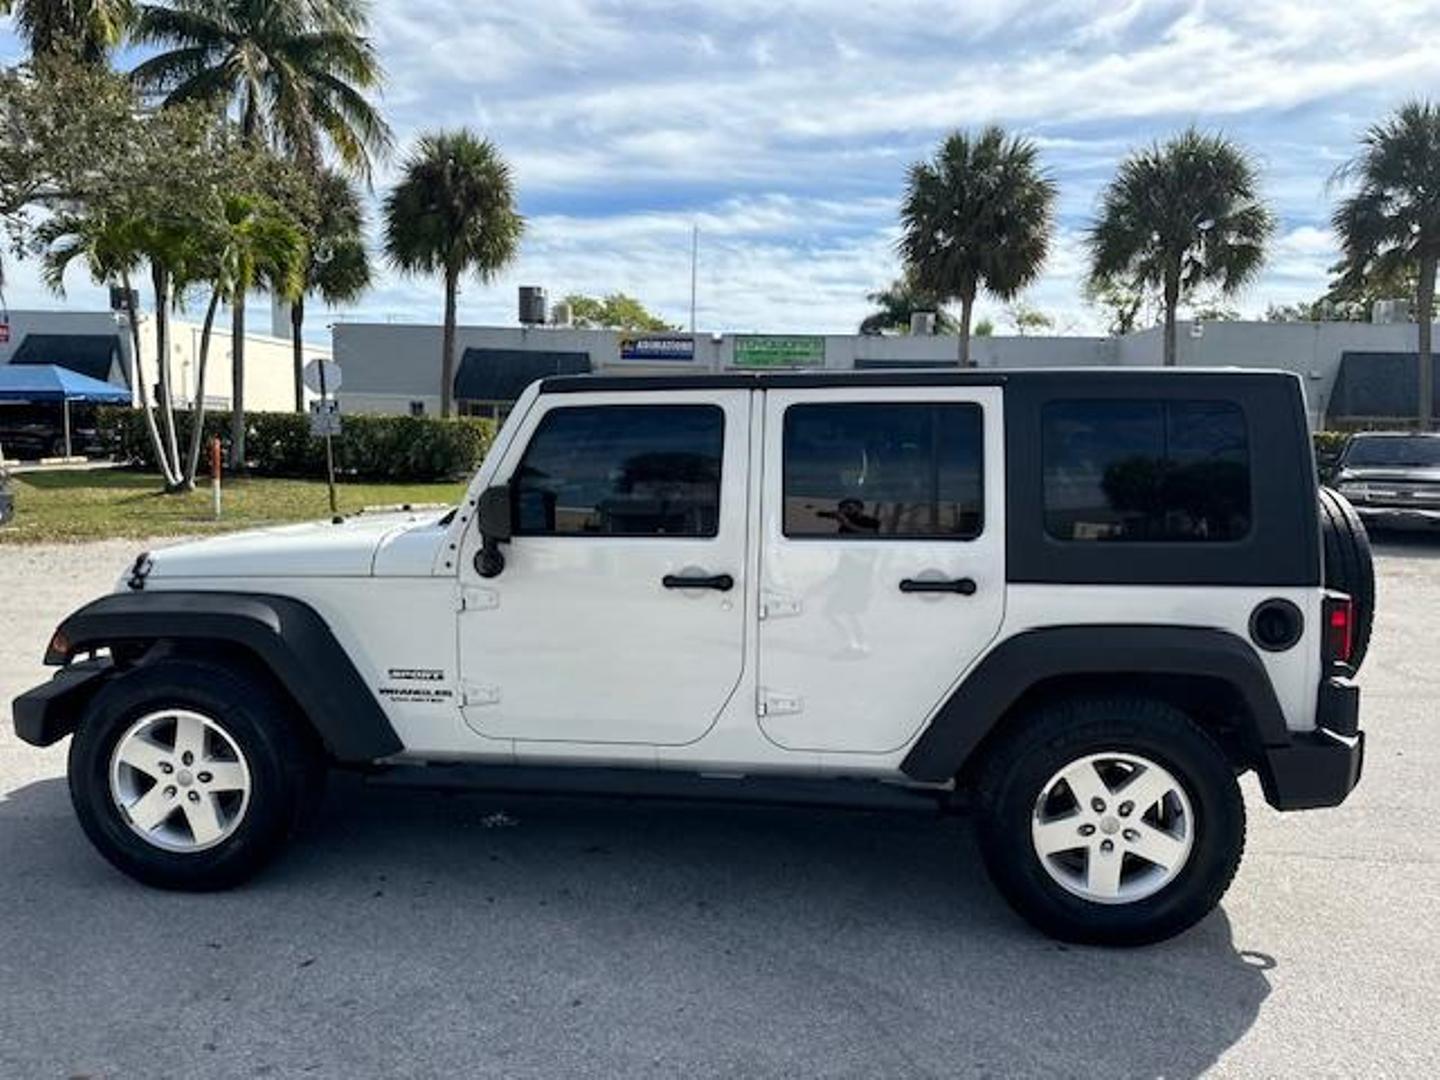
976;695;1245;946
69;658;322;890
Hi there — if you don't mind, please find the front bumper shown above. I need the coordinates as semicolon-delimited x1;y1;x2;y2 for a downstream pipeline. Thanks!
1257;676;1363;810
12;658;112;747
1352;503;1440;530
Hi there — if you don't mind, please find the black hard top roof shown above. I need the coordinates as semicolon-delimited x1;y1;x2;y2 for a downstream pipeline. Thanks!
537;367;1300;394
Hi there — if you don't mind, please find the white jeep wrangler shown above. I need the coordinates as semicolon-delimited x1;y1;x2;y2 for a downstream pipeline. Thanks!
14;369;1370;945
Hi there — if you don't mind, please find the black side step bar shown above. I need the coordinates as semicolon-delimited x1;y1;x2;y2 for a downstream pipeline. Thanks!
365;764;958;816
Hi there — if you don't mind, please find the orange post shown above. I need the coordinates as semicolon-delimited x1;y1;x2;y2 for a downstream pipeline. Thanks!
211;435;222;519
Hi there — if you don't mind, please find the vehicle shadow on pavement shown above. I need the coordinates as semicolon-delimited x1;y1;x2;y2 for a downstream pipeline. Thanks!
1371;532;1440;559
0;773;1271;1079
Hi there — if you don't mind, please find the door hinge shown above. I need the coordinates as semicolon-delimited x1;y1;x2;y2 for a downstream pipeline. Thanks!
757;688;803;717
460;586;499;612
759;592;802;621
461;681;501;706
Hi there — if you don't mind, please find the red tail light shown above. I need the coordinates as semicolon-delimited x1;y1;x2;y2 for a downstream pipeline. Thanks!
1323;595;1355;667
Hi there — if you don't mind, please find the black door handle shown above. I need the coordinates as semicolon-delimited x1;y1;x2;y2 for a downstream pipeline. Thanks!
899;577;977;595
662;573;734;592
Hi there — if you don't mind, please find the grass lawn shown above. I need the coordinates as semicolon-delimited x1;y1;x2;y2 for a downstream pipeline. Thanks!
1;468;468;544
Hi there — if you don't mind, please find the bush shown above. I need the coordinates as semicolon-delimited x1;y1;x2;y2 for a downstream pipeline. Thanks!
1313;431;1351;482
98;407;495;482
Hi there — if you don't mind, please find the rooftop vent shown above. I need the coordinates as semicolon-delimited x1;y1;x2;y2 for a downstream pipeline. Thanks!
519;286;548;326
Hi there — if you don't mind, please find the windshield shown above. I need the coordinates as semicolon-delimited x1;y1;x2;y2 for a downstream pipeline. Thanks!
1343;436;1440;468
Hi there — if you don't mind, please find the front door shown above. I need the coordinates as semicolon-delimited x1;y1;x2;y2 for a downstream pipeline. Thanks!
757;386;1006;753
458;390;750;746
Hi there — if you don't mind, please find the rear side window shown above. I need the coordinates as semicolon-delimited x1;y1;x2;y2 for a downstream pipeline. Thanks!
783;402;984;539
1042;400;1250;542
513;405;723;537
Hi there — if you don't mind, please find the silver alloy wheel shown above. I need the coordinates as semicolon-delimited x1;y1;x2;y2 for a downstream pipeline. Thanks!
1030;751;1195;905
108;708;252;853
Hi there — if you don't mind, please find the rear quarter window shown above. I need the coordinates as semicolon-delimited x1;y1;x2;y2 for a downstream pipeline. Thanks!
1042;400;1250;543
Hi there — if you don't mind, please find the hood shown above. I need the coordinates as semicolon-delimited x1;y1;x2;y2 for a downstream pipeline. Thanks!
1337;466;1440;485
142;511;439;580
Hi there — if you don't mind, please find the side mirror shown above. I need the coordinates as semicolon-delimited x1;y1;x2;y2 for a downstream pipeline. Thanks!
477;484;513;542
474;484;512;579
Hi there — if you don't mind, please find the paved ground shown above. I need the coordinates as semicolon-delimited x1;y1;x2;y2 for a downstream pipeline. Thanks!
1;537;1438;1078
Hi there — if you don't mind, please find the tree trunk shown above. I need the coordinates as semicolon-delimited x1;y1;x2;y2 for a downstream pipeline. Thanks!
1419;254;1436;430
150;262;183;489
441;266;458;418
121;273;176;488
1162;273;1181;367
183;288;222;486
291;294;307;413
230;291;247;469
957;289;975;368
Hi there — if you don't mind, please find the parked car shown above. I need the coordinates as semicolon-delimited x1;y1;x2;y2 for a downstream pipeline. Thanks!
0;405;107;460
1330;431;1440;531
13;368;1371;945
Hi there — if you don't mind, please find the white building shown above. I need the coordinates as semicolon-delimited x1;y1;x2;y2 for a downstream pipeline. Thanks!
0;304;331;413
333;316;1440;429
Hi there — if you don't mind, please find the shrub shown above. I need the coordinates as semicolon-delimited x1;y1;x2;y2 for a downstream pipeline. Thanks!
97;408;495;482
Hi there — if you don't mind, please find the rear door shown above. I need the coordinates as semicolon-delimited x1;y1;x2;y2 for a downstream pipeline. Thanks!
457;389;750;746
757;386;1005;753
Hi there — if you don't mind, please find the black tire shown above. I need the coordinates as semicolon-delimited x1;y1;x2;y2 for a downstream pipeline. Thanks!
68;658;323;890
975;695;1245;946
1318;486;1375;671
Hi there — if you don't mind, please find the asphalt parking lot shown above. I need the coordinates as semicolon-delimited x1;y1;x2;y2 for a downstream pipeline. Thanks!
2;538;1438;1078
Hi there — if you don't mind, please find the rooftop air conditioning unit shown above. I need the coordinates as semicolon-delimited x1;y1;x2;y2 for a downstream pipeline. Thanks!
1371;298;1412;325
108;285;140;312
550;300;573;328
910;311;937;336
519;286;548;326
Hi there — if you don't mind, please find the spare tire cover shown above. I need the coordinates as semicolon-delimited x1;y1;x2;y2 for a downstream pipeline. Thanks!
1317;486;1375;671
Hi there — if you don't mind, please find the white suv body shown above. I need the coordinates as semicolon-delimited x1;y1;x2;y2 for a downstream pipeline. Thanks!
15;369;1368;944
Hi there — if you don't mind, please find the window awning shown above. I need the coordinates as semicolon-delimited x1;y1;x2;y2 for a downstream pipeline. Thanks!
10;333;122;384
1330;351;1440;420
454;348;591;402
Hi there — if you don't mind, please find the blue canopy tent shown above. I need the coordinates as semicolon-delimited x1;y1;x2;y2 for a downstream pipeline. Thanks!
0;364;131;459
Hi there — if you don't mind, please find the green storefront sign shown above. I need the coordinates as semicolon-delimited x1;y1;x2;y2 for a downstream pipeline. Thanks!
732;335;826;368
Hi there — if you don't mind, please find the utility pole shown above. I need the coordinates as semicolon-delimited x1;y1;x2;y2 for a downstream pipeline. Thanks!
690;224;699;334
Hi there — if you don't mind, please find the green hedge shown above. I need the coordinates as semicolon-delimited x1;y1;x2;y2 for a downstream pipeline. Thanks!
98;407;495;482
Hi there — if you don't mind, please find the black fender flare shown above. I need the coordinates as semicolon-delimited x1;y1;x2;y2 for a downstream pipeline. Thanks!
37;590;402;762
900;625;1291;783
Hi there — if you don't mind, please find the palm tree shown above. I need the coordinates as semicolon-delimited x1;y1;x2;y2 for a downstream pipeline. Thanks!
180;193;304;482
212;193;306;467
898;127;1056;366
384;131;523;418
858;276;957;336
130;0;389;174
131;0;391;463
290;169;369;411
1332;101;1440;428
41;209;179;486
1087;128;1274;366
0;0;134;62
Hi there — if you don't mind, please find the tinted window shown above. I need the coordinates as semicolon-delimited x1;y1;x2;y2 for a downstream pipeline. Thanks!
783;403;983;538
1042;400;1250;542
1343;436;1440;467
513;405;723;537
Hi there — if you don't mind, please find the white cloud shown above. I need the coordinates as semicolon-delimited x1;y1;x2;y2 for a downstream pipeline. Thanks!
3;0;1436;336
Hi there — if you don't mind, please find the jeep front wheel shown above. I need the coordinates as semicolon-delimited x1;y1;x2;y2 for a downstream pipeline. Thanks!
975;695;1245;946
68;658;322;890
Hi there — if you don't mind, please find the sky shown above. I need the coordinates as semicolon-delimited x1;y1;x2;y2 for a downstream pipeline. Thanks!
3;0;1439;336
